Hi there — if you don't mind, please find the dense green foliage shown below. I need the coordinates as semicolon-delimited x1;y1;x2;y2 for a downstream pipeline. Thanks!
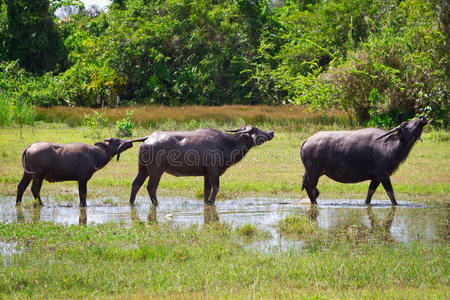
3;0;67;73
0;0;448;126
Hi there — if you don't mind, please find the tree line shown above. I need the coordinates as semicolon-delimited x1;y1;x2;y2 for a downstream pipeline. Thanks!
0;0;448;127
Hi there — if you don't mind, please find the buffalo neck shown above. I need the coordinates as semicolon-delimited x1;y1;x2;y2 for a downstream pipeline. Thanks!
94;147;114;170
228;134;254;164
386;138;418;173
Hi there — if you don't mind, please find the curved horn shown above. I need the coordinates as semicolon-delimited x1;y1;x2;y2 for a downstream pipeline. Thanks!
226;127;252;134
127;136;148;143
237;127;252;134
116;142;132;161
375;125;401;141
116;137;148;161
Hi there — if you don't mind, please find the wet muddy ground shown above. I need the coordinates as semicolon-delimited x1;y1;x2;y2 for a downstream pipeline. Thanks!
1;196;448;253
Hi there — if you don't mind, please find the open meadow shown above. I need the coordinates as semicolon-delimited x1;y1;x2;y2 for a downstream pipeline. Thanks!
0;106;449;298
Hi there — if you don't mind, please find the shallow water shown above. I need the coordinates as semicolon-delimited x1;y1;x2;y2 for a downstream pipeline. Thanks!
0;196;448;252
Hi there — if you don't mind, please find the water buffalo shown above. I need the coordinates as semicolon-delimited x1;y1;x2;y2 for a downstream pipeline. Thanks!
301;116;428;205
129;125;274;205
17;137;147;207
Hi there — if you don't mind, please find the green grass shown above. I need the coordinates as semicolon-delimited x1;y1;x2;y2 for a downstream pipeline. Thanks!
278;215;322;239
0;222;448;299
0;125;448;205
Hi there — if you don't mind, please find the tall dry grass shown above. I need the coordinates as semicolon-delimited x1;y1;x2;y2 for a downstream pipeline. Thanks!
36;105;349;129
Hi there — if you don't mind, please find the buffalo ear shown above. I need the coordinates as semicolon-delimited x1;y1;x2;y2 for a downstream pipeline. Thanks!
384;133;399;143
95;142;108;149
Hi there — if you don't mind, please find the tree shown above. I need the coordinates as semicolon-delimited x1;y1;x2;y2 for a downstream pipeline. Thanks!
6;0;66;73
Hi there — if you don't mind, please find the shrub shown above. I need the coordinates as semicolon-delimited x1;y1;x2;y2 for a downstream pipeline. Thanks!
322;0;449;127
115;111;135;137
83;111;107;138
0;92;36;127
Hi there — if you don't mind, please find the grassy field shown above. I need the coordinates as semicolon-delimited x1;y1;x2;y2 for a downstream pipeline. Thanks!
0;220;448;299
0;106;449;298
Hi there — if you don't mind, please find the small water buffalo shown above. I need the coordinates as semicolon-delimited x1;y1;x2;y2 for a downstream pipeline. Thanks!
17;137;146;207
301;116;428;205
129;125;274;205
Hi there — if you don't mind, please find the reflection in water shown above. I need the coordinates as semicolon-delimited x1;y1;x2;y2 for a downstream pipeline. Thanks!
148;205;157;224
79;208;87;226
306;204;397;243
130;204;219;225
367;206;396;242
0;196;447;247
15;206;42;224
15;206;24;223
204;205;219;224
130;205;157;224
130;206;140;223
130;205;158;225
307;204;319;221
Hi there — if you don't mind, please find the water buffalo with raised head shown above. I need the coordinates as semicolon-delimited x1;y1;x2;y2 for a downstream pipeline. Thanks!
17;137;147;207
300;116;428;205
129;125;274;206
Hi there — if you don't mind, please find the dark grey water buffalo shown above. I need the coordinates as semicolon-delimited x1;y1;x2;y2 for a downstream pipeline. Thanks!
17;137;146;207
300;116;428;205
129;125;274;205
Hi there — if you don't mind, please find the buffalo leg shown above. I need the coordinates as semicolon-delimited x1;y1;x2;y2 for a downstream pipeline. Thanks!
16;172;32;205
147;170;163;206
207;175;220;205
129;165;149;205
313;188;320;199
203;176;212;203
365;180;380;205
30;176;43;206
78;180;87;207
303;173;319;204
381;178;398;206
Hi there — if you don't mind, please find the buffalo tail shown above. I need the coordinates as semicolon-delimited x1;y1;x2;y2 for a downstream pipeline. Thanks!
21;146;35;174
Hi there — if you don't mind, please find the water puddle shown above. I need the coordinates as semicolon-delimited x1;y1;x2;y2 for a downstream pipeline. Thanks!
0;241;23;265
0;241;22;257
0;197;448;252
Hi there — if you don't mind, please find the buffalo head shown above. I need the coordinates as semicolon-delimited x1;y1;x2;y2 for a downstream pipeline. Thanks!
376;116;428;145
96;137;148;161
226;125;274;146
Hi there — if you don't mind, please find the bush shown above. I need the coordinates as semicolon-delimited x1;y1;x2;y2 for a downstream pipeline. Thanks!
322;0;448;127
0;92;36;127
0;61;69;107
83;111;107;138
115;111;135;137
